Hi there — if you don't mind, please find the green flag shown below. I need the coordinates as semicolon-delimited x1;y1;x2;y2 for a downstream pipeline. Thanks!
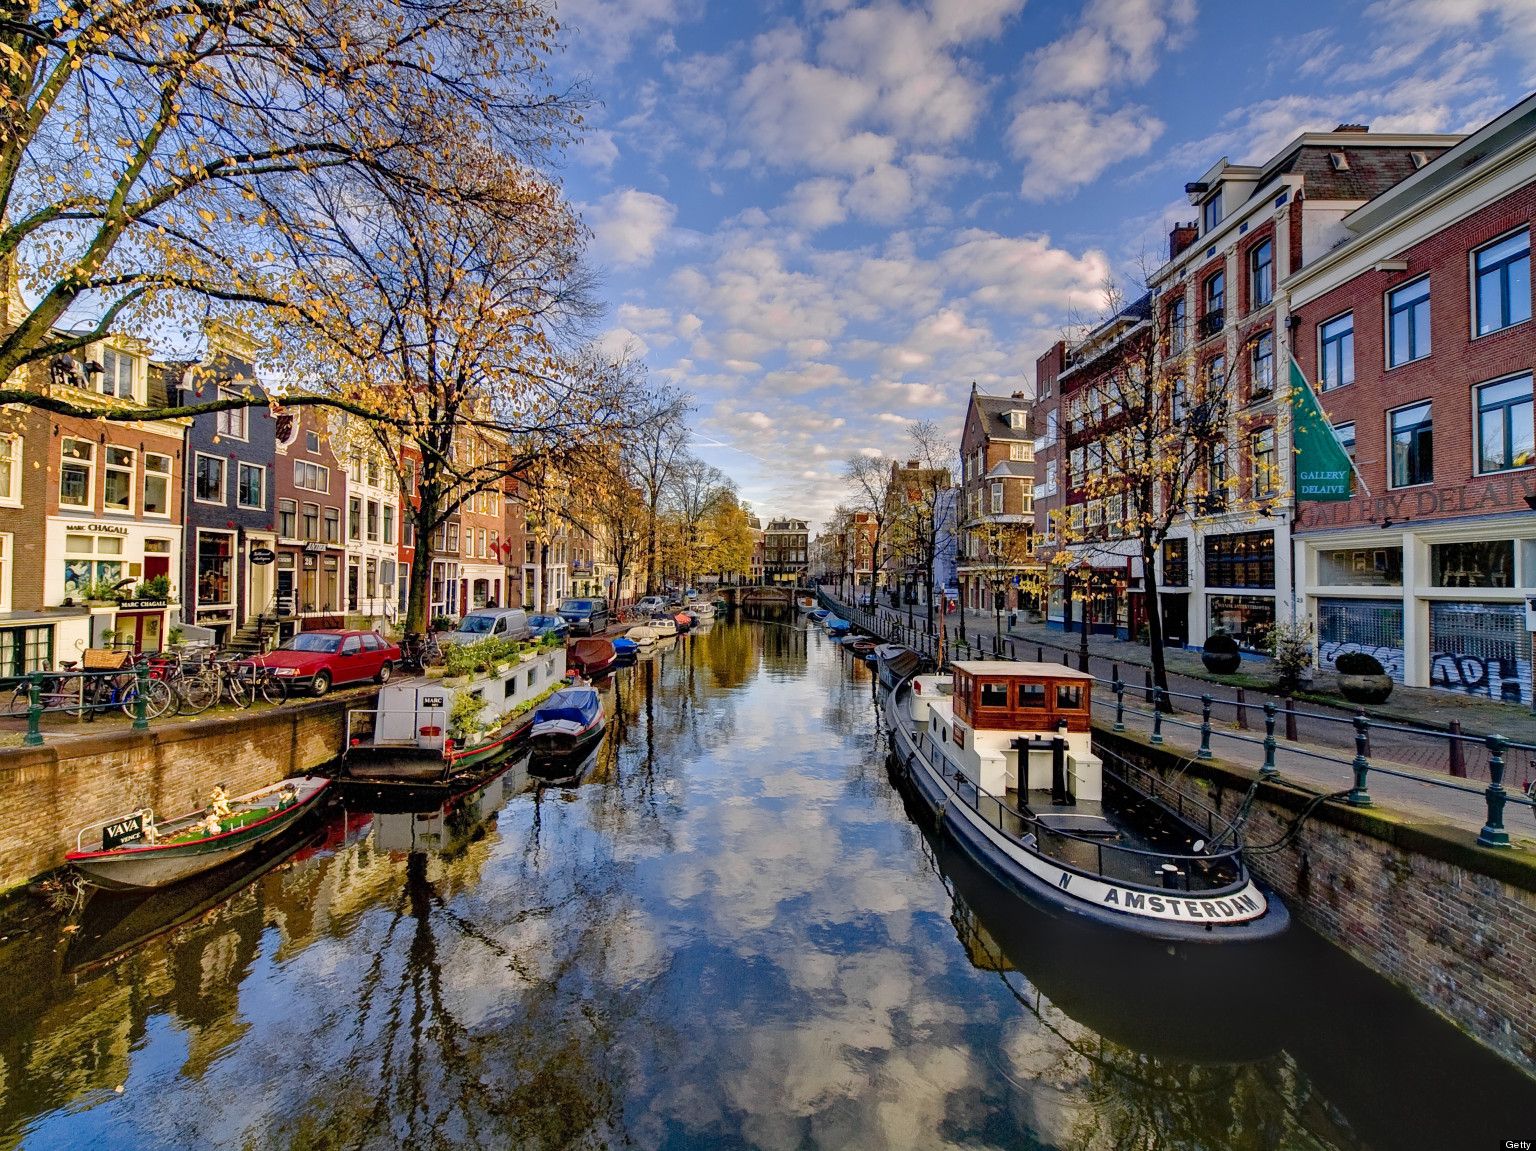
1290;357;1362;502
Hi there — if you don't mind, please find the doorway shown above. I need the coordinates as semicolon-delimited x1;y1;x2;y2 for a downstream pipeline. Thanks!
248;536;274;622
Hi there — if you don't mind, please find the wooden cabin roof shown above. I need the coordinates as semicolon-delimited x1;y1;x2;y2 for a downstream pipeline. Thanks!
950;660;1095;681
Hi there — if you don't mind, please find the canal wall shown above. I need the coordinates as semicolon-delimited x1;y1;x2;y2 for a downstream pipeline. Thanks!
1094;726;1536;1079
0;696;360;895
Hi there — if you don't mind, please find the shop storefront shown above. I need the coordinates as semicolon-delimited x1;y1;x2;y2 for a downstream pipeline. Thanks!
1203;530;1276;650
193;528;236;640
47;519;183;653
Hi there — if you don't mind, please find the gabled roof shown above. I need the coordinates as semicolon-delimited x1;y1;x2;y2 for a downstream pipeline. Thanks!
964;391;1033;442
985;460;1032;479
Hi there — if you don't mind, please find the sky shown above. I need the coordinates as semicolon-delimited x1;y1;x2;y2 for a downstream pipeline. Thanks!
550;0;1536;533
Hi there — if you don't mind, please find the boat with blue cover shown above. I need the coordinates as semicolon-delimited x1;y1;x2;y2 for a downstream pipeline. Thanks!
823;615;851;635
528;685;605;762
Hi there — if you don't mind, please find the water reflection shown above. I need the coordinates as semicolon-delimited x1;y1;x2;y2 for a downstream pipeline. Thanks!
0;619;1525;1150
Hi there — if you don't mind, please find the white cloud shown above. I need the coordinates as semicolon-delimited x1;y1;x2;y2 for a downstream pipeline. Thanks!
780;178;849;231
1009;100;1164;200
574;127;619;171
554;0;694;66
587;188;677;267
941;229;1111;318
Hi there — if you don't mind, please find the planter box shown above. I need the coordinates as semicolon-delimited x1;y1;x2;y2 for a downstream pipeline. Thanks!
1201;650;1242;674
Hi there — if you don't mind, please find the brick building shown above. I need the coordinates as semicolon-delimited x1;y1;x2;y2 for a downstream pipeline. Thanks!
1290;94;1536;701
273;406;346;637
763;517;808;583
956;386;1034;614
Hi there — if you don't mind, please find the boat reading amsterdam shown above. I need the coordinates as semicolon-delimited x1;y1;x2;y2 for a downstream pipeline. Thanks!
879;652;1288;943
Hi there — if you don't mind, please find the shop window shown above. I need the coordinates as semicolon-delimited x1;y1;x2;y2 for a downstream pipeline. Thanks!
60;439;93;508
194;453;225;504
1207;594;1275;652
1162;539;1189;587
144;453;171;515
1389;401;1433;487
237;463;266;509
1319;313;1354;390
1318;546;1403;587
1430;602;1529;703
1204;531;1275;589
0;436;20;506
1388;277;1431;367
1431;540;1514;589
1475;374;1534;474
63;531;123;596
197;533;233;605
1318;599;1405;681
1474;229;1530;336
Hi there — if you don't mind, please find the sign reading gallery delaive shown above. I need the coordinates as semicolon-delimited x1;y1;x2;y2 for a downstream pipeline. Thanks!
1290;358;1358;502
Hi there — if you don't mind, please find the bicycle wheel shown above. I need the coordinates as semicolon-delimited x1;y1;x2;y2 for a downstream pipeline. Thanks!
222;672;254;709
175;671;218;715
121;678;175;720
4;683;32;717
256;673;288;706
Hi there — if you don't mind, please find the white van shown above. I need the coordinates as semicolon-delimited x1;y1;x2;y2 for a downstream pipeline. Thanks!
442;607;533;645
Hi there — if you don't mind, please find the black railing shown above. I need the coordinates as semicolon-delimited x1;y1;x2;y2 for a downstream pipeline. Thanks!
1197;308;1225;339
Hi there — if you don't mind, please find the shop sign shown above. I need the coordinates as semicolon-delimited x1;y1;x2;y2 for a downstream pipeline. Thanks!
86;523;129;535
250;547;276;565
118;599;169;609
303;542;327;553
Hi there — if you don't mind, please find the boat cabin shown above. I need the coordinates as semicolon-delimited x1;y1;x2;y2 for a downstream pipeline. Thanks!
911;661;1101;804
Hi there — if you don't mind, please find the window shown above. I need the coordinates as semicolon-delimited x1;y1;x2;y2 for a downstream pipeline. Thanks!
365;557;378;599
1249;427;1276;498
1474;230;1531;336
100;347;134;399
237;462;265;509
1334;422;1356;461
1475;374;1534;474
194;453;225;504
367;457;381;487
301;502;320;540
403;520;415;549
1204;269;1224;316
1018;682;1046;708
216;389;248;440
279;498;297;538
0;625;52;676
1431;540;1514;588
1319;313;1354;390
1204;531;1276;588
477;528;488;558
383;505;395;545
323;507;340;544
63;530;123;593
1389;401;1433;487
1009;442;1028;461
0;436;19;506
979;682;1008;708
1056;684;1083;710
1388;277;1431;367
447;522;459;551
196;532;233;606
990;482;1003;514
294;460;329;493
1203;442;1228;509
367;500;380;542
104;446;133;511
1202;194;1223;233
1162;539;1189;586
349;497;362;541
0;534;9;613
144;452;171;515
305;430;319;453
1249;330;1274;398
60;439;93;507
1249;238;1273;308
1168;297;1186;354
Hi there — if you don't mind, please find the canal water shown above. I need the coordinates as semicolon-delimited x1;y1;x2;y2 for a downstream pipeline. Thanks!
0;619;1529;1149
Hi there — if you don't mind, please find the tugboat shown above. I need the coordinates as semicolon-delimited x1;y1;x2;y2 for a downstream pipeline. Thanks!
878;653;1287;942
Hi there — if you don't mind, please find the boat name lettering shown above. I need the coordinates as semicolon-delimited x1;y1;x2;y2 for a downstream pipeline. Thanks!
1057;872;1070;889
1102;888;1259;919
423;696;444;708
102;813;145;849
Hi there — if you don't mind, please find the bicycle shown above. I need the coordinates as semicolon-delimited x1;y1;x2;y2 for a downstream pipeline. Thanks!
398;631;443;674
4;664;91;719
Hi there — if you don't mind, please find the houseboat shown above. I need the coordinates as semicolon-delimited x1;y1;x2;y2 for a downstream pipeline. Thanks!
879;655;1287;943
342;646;568;782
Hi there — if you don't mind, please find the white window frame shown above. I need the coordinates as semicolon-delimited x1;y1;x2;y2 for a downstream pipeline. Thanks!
60;438;94;509
0;435;21;508
294;459;330;493
237;461;266;509
103;445;135;513
193;452;227;505
143;452;172;517
216;388;249;441
0;533;11;613
99;346;137;400
990;482;1004;515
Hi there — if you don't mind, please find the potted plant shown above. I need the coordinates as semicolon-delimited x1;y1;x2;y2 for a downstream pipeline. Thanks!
448;691;486;742
1335;650;1393;704
1268;620;1316;693
1200;631;1242;674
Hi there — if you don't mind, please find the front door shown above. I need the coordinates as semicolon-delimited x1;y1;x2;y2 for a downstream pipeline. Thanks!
1160;593;1189;648
347;562;359;613
248;537;274;622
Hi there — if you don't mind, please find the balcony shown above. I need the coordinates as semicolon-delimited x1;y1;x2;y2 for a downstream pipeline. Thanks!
1196;309;1225;340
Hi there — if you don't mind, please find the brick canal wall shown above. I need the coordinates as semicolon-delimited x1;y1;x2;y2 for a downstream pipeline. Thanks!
1095;726;1536;1078
0;696;360;895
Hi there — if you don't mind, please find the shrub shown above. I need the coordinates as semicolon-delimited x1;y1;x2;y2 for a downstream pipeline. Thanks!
431;614;458;632
1266;619;1315;692
136;574;172;599
1334;651;1385;676
448;690;486;740
1203;631;1240;655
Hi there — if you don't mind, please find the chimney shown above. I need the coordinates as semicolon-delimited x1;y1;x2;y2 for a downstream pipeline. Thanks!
1011;391;1028;400
906;459;919;469
1333;123;1369;133
1169;222;1198;261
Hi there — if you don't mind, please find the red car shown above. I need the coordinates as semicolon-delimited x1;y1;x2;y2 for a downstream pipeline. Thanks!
257;629;401;696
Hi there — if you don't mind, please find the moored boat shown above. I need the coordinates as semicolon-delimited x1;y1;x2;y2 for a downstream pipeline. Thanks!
808;608;830;623
569;636;617;678
823;615;851;635
687;600;716;619
649;615;679;638
528;685;605;761
342;647;568;781
66;776;331;891
878;652;1287;943
627;625;659;647
612;636;639;662
796;595;817;613
673;611;695;633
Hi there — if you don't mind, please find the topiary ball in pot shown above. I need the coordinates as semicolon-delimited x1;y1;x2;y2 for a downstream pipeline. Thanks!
1335;650;1393;704
1201;632;1242;674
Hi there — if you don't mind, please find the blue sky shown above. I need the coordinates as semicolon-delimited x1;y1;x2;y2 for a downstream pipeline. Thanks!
552;0;1536;531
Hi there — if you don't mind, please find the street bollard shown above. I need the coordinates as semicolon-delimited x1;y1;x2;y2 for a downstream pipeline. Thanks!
1356;708;1372;759
1478;734;1512;848
1150;693;1165;745
1113;677;1125;732
1111;662;1120;686
1037;645;1044;662
1008;640;1016;660
24;671;43;748
1235;687;1248;730
132;662;149;731
1347;714;1373;807
1260;702;1278;779
1198;694;1213;759
1061;652;1070;668
1144;668;1154;704
1284;696;1298;742
1448;720;1466;778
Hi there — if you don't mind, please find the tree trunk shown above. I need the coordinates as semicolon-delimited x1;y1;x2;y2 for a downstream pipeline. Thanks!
1142;534;1169;703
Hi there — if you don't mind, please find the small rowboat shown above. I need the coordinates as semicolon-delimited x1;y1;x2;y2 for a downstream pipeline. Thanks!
627;625;659;647
529;686;605;761
673;612;695;633
569;637;617;677
67;776;330;891
612;636;639;661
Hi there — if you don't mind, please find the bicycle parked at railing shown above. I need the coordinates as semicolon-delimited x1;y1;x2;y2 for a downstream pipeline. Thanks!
3;660;174;721
397;631;444;674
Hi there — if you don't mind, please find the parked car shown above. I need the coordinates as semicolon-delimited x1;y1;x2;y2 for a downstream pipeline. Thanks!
635;595;668;614
557;597;610;636
258;629;401;696
528;614;569;640
441;608;533;646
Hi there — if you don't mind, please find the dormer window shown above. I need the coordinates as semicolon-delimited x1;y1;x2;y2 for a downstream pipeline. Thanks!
1202;194;1223;233
1008;409;1027;429
98;347;137;400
